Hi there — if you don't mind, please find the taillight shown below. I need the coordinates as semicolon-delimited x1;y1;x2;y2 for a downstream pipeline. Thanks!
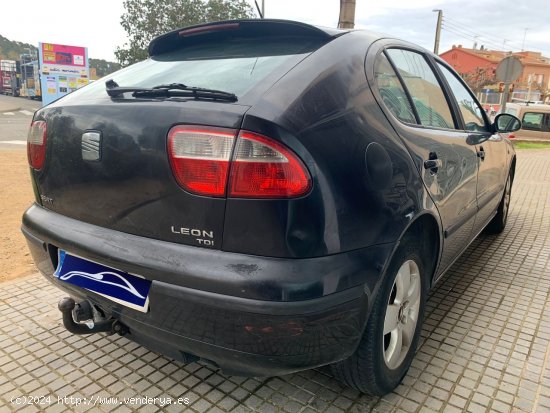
168;126;236;197
229;131;311;198
27;120;47;170
167;126;311;199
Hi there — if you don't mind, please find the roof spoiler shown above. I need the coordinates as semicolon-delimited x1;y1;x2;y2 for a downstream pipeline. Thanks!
148;19;345;57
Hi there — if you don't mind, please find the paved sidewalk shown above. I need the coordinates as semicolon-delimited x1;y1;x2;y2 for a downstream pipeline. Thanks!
0;149;549;413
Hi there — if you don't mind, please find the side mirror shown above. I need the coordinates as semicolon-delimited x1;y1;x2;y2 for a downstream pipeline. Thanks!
493;113;521;133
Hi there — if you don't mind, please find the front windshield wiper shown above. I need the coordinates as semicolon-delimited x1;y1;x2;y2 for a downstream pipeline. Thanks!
105;79;238;102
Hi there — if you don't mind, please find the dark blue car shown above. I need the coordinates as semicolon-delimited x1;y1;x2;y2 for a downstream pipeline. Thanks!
22;19;520;395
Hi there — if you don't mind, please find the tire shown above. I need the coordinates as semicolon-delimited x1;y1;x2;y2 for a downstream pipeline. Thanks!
331;238;428;395
486;172;512;234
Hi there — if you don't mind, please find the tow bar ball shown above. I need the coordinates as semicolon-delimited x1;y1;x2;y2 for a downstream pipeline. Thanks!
57;297;128;336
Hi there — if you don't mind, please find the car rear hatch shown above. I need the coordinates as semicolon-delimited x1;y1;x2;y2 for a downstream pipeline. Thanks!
28;20;335;250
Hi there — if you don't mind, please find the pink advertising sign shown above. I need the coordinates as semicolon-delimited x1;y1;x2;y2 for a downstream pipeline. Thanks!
38;42;90;105
41;43;86;67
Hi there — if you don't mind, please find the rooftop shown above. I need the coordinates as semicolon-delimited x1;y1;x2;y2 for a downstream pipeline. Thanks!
443;45;550;66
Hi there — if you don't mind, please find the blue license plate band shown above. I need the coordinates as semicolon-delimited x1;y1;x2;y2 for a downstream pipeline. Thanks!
54;250;151;313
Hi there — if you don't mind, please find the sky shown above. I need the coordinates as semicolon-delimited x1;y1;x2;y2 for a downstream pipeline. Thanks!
1;0;549;62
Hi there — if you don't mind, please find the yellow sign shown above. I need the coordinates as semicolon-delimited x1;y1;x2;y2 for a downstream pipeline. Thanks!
43;51;55;62
77;78;88;88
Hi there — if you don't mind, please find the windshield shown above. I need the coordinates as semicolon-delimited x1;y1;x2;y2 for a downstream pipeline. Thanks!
67;36;323;102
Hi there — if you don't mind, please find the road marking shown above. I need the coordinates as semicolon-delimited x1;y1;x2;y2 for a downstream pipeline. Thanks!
2;112;15;116
19;110;33;116
1;140;26;145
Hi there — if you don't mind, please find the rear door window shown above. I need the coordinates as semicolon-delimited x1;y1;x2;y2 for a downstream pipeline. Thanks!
386;49;455;129
522;112;544;130
374;53;416;124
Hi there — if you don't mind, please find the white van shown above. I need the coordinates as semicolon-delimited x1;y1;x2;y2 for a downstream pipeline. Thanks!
503;103;550;140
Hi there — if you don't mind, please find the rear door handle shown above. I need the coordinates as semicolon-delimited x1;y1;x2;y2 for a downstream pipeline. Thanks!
424;153;442;173
477;147;485;160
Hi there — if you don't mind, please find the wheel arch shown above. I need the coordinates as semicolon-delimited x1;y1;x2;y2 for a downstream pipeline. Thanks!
510;155;517;183
332;210;442;394
388;212;442;288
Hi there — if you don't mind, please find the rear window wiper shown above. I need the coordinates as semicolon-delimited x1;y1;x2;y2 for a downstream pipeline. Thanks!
105;79;237;102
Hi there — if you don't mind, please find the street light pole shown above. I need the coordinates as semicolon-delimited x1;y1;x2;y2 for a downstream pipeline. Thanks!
433;9;443;55
261;0;265;17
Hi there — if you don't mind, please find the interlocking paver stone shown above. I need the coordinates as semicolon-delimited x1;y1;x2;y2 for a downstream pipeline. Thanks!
1;149;550;412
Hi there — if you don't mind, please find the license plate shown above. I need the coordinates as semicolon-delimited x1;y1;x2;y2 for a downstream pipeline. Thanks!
54;250;151;313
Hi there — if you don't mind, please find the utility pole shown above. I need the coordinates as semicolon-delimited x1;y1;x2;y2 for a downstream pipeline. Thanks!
433;9;443;55
338;0;356;29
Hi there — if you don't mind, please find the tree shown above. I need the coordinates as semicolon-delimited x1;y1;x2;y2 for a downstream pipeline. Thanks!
0;35;37;61
461;67;496;94
529;80;548;103
115;0;255;66
89;59;122;78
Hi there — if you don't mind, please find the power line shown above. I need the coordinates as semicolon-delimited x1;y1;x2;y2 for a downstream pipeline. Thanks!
443;16;531;51
443;24;519;50
443;17;518;46
442;22;502;49
442;21;517;51
441;24;510;52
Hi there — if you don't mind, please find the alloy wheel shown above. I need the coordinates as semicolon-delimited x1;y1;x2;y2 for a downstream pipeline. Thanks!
502;177;511;225
383;259;421;370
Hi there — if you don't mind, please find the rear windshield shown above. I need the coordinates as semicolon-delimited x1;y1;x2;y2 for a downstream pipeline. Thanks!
67;36;324;101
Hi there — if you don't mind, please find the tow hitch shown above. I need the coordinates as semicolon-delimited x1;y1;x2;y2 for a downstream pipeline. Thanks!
58;297;128;336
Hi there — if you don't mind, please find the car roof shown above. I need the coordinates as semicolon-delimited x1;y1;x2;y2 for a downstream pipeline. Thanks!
507;102;550;112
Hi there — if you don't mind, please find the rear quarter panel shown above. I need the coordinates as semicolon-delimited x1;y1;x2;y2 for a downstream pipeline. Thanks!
223;31;437;259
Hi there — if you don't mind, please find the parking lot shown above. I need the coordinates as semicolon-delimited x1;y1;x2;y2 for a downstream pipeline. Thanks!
0;149;549;413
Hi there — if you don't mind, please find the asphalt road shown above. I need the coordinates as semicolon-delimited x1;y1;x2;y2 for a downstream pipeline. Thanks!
0;95;41;149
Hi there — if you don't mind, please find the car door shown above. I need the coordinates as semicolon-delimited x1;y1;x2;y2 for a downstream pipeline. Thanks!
435;61;508;233
518;111;544;140
376;47;479;275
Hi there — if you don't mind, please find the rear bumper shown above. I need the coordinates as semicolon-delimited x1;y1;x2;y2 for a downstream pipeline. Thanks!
22;204;394;376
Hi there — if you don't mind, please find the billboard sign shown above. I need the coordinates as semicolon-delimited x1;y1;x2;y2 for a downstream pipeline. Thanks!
39;42;90;105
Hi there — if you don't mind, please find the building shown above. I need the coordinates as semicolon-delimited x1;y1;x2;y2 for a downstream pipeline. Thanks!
440;45;550;106
440;45;500;78
512;51;550;97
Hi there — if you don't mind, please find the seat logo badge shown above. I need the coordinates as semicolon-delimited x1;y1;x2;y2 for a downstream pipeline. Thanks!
82;131;102;161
